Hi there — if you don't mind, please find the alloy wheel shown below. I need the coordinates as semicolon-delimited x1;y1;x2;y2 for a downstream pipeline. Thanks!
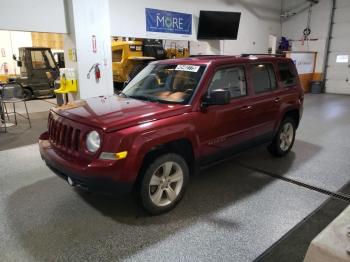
279;122;294;151
149;161;184;207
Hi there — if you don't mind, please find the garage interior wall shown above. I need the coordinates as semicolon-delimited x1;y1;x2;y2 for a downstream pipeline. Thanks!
110;0;282;55
3;0;345;95
0;0;67;33
0;0;282;59
31;33;64;50
281;0;332;79
0;30;32;75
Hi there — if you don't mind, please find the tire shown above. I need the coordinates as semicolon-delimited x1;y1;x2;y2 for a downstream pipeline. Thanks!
23;88;33;101
140;153;189;215
268;117;296;157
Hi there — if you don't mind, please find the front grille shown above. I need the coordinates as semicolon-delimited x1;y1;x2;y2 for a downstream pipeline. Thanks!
48;114;81;152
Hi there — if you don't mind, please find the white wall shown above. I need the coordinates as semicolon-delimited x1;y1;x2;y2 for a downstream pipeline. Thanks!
0;0;282;56
0;0;67;33
281;0;332;73
0;30;32;75
110;0;282;55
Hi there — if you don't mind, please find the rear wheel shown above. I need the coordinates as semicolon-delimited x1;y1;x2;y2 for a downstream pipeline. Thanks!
268;117;296;157
140;153;189;215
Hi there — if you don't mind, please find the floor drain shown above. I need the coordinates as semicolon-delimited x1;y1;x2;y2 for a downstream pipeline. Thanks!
235;162;350;203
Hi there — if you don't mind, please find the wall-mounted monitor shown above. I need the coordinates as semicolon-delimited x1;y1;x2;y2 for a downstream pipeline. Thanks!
197;11;241;40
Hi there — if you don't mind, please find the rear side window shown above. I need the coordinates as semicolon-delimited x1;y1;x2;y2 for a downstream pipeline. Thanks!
208;66;247;98
278;62;297;87
251;63;277;94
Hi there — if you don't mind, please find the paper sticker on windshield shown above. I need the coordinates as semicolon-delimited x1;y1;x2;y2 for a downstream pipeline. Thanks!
175;65;200;72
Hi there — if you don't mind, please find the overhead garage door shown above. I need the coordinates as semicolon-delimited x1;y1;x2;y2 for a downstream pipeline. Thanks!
325;0;350;94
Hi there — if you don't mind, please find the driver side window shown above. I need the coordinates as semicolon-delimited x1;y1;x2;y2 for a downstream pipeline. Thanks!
208;66;247;99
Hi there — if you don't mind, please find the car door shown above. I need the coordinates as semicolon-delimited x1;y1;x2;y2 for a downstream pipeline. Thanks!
248;62;281;139
194;64;256;162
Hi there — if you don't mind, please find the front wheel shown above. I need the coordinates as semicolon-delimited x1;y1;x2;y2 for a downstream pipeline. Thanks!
140;153;189;215
23;88;33;101
268;117;296;157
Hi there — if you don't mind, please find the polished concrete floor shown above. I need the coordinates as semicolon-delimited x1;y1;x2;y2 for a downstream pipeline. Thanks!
0;98;55;150
0;94;349;261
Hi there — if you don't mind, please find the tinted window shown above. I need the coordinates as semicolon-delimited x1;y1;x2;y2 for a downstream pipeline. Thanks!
44;50;56;69
278;62;297;86
252;63;277;94
208;66;247;98
123;64;206;104
112;49;123;62
31;51;47;69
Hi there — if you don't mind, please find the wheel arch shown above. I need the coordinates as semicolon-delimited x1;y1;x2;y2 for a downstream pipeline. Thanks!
283;109;300;128
132;138;195;192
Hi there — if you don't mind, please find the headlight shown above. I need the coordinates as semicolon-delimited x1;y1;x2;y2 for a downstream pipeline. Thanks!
86;131;101;153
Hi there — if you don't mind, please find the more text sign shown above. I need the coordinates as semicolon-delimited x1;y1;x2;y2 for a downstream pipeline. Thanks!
146;8;192;35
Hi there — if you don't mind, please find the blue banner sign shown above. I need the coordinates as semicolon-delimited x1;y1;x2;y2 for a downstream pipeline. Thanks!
146;8;192;35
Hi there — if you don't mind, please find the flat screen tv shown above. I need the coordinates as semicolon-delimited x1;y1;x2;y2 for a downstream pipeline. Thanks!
197;11;241;40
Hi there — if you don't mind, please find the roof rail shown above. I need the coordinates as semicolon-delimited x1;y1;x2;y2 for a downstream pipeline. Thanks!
241;53;285;57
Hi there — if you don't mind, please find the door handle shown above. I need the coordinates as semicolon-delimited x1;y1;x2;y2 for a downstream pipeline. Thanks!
274;97;281;103
241;105;253;111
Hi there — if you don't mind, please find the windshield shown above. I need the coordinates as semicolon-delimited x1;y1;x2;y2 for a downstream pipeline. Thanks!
122;63;206;104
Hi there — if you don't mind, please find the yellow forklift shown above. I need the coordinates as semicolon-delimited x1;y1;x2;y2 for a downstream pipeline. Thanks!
111;39;189;89
111;40;156;88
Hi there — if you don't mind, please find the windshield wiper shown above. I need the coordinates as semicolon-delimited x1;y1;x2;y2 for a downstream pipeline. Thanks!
128;95;159;103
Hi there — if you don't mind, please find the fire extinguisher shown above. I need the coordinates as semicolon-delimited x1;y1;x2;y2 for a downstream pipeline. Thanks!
94;64;101;79
3;62;8;74
1;62;8;74
87;63;101;81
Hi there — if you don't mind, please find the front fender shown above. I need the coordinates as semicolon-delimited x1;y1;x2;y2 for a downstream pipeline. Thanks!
117;114;199;182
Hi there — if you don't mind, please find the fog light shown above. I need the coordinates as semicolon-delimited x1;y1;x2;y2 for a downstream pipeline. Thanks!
100;151;128;160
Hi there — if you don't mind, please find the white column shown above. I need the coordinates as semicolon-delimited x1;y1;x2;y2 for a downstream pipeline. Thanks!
64;0;113;100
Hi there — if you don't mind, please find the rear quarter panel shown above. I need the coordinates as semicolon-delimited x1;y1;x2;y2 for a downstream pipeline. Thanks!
273;59;304;132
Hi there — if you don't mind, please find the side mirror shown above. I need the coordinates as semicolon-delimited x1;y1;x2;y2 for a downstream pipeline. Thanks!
202;89;230;107
12;54;17;61
17;61;22;67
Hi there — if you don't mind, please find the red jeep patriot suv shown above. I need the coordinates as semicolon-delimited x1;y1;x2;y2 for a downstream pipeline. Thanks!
39;55;303;214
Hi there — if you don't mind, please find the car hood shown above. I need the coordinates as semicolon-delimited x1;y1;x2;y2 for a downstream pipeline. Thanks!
52;95;190;132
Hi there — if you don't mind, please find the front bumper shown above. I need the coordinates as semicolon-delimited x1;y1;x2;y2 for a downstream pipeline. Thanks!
39;137;133;195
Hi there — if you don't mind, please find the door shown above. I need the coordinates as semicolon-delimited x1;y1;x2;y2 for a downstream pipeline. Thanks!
325;0;350;94
248;63;280;138
194;65;256;161
27;49;57;93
